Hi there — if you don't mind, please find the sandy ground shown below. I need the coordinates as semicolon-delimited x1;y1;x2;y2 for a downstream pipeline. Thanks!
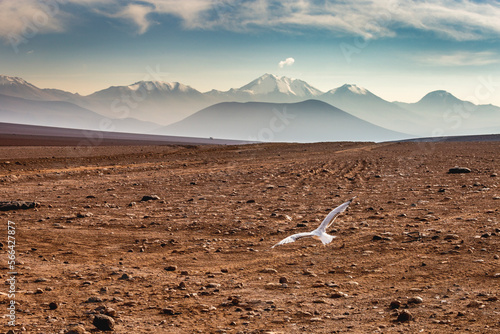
0;141;499;333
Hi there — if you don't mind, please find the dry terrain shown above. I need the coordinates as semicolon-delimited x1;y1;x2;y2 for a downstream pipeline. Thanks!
0;141;499;333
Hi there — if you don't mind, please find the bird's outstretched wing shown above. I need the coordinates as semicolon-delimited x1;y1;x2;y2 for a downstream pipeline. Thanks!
271;232;314;248
316;197;355;233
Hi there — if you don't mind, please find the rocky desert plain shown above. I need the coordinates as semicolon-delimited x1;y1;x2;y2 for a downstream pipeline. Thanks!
0;140;499;333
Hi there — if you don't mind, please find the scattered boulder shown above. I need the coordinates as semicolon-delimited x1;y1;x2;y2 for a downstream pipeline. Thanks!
408;296;423;304
48;302;58;310
164;265;177;272
85;296;103;303
448;167;471;174
0;201;40;211
397;310;413;322
65;325;89;334
389;300;401;309
141;195;160;201
92;314;115;331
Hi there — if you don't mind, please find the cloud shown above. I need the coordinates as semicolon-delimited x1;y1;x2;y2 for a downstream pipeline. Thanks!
0;0;68;39
418;51;500;67
1;1;500;41
104;3;154;35
279;57;295;68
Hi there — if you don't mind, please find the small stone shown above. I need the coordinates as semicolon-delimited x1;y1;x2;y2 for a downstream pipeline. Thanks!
444;234;460;240
165;265;177;271
467;300;484;308
389;300;401;309
330;291;348;298
49;302;58;310
206;283;221;289
141;195;160;201
279;277;288;284
408;296;423;304
260;268;278;274
448;167;471;174
85;296;103;303
161;308;175;315
397;310;413;322
118;273;132;280
65;325;89;334
93;314;115;331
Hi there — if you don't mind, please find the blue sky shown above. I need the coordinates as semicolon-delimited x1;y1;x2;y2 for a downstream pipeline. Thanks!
1;0;499;105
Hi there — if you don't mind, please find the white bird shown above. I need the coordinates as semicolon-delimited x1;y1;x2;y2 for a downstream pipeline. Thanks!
272;197;355;248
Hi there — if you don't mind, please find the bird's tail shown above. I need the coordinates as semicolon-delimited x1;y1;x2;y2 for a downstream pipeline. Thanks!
318;233;336;245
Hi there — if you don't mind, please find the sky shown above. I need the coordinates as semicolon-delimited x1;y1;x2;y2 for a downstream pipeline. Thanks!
1;0;499;105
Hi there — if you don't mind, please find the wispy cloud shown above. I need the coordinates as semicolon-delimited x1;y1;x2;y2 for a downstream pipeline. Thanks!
104;3;154;35
418;51;500;67
1;0;500;41
278;57;295;68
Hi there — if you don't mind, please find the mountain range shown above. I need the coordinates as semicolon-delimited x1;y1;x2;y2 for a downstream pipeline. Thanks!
1;73;499;142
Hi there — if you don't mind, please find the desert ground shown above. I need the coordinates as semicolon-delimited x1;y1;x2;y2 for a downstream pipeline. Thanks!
0;141;499;333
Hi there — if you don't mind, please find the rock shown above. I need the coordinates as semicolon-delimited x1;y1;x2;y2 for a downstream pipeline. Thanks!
49;302;58;310
444;234;460;240
260;268;278;274
65;325;89;334
246;199;256;203
330;291;348;298
164;265;177;271
408;296;423;304
448;167;471;174
77;212;93;218
92;314;115;331
467;300;484;308
397;310;413;322
141;195;160;201
85;296;103;303
0;201;40;211
279;277;288;284
118;273;132;280
389;300;401;309
206;283;221;289
161;308;175;315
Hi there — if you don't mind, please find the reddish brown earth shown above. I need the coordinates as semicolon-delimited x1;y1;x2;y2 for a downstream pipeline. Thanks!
0;141;499;333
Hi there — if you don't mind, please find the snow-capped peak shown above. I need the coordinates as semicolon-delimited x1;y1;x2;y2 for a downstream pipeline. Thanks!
328;84;369;95
127;81;194;93
238;74;323;97
0;75;35;87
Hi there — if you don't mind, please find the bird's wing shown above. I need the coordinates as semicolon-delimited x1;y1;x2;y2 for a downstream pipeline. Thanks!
271;232;314;248
316;197;355;233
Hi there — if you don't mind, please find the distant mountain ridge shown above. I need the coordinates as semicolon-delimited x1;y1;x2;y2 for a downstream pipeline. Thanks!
1;74;499;141
159;100;409;142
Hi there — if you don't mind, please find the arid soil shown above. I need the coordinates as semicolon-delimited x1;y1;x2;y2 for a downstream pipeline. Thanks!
0;141;499;333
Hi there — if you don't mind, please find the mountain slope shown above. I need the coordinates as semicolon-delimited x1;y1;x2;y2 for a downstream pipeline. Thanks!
0;75;78;101
84;81;214;125
319;84;425;135
159;100;409;142
0;94;159;133
206;74;323;103
394;91;500;135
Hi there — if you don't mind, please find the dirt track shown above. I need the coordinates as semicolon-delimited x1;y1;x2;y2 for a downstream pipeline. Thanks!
0;141;499;333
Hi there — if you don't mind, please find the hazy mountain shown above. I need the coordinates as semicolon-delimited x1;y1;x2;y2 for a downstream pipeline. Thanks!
158;100;409;143
2;73;499;141
206;74;323;103
394;91;500;136
0;75;78;101
319;84;425;135
0;94;159;133
84;80;214;125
